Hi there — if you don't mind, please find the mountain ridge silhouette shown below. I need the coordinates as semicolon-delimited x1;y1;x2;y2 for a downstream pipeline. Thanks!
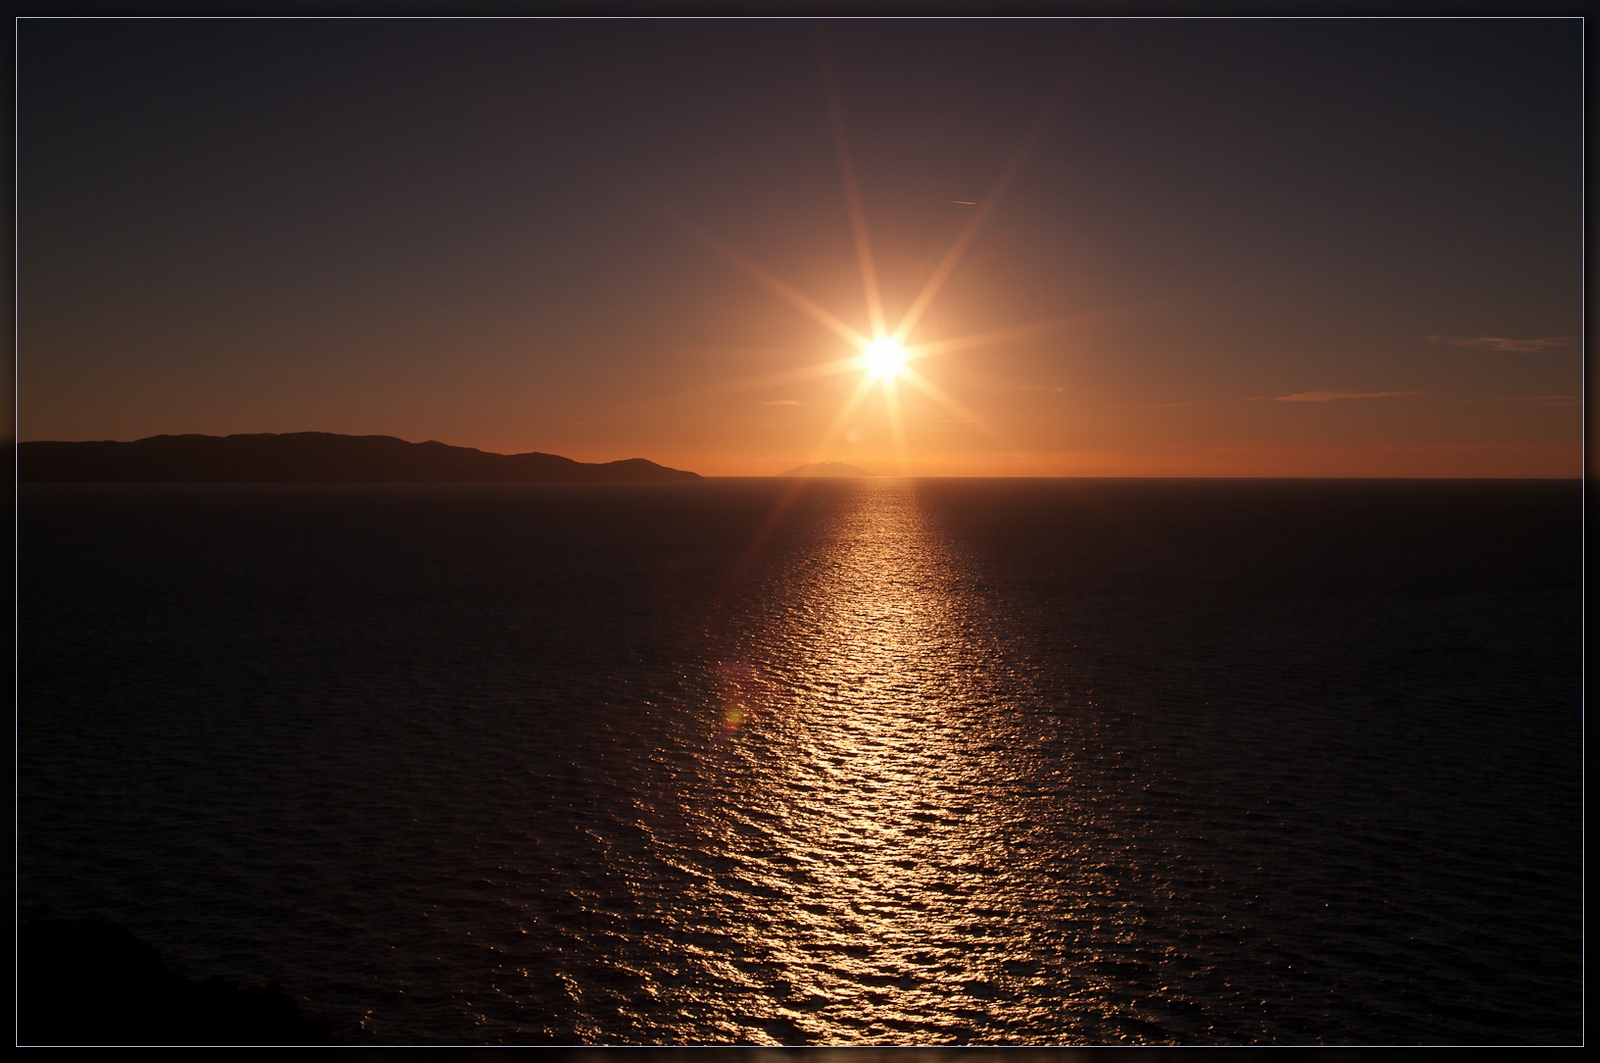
779;461;874;478
19;432;701;482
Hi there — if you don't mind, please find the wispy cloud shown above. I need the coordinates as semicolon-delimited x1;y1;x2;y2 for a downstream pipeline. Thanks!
1253;391;1423;403
1427;335;1577;353
760;399;804;406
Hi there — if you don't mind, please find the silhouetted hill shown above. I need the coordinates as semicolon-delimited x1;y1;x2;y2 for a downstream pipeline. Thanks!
19;433;701;483
779;461;874;477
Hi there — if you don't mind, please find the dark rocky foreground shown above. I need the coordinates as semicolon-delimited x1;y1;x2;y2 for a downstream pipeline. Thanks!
18;432;701;483
17;919;346;1045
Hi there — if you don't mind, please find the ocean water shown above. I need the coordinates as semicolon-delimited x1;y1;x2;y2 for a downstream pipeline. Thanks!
17;478;1582;1044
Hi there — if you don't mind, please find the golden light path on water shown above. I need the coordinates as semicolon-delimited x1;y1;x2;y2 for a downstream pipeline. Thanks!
622;482;1176;1044
701;484;1038;1039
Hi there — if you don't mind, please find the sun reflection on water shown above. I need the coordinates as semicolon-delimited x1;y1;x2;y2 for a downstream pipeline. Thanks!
679;480;1076;1042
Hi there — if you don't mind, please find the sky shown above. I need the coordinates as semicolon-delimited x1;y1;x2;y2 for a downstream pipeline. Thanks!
16;17;1583;476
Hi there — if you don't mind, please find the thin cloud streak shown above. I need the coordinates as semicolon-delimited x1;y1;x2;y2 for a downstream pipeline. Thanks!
1427;335;1577;353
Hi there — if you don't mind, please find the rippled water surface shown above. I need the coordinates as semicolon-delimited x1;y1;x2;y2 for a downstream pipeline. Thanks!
18;479;1582;1044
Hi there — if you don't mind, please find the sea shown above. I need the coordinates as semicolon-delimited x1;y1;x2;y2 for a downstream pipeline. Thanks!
16;478;1584;1045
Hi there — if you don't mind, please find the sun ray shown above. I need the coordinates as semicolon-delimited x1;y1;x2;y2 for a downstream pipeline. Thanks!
613;177;870;350
707;472;817;622
712;356;871;396
821;42;887;342
690;313;1094;405
808;372;879;463
604;58;1091;496
681;221;869;351
890;80;1075;347
881;374;911;475
902;317;1075;360
898;365;1004;440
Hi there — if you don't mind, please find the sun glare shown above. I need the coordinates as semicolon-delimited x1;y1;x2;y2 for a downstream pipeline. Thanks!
644;55;1065;475
861;338;905;380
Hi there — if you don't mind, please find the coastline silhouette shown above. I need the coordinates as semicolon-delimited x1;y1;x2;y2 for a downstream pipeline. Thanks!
19;432;701;483
778;461;874;478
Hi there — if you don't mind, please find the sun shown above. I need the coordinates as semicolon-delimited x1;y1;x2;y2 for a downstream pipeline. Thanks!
860;337;905;380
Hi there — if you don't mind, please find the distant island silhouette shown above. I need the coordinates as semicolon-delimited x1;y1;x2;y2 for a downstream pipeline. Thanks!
779;462;874;477
19;432;701;483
